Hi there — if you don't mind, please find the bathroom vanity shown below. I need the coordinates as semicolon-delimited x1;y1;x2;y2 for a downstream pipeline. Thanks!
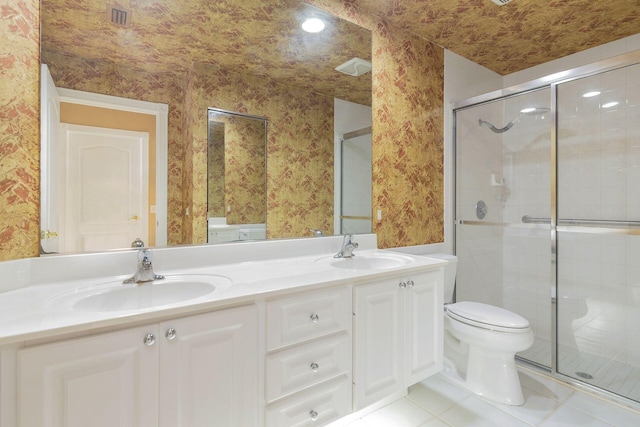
0;235;445;427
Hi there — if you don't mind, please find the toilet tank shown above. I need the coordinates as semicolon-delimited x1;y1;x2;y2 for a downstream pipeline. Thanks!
424;253;457;304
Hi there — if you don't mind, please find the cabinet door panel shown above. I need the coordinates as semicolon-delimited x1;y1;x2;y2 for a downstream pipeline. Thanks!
353;281;403;409
159;305;258;427
405;270;443;385
18;325;158;427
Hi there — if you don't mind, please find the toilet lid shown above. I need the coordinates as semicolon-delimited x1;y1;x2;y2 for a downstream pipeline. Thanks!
446;301;530;332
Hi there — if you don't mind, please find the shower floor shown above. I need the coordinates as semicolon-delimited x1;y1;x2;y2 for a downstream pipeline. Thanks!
519;337;640;403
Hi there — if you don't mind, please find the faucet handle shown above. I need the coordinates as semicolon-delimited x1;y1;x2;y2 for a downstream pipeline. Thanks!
131;237;145;248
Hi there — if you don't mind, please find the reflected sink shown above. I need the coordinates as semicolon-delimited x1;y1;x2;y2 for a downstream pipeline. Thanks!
317;252;414;270
52;274;232;312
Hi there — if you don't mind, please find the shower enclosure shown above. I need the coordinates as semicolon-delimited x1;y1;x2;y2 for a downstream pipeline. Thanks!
454;52;640;404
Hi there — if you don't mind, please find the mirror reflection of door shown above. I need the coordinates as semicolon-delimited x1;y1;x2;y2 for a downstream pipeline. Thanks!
60;125;149;252
207;109;267;244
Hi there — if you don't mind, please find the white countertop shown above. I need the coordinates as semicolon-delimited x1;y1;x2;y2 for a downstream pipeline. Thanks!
0;235;446;345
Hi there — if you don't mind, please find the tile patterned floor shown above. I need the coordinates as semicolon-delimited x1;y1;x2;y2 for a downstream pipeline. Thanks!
519;337;640;402
344;367;640;426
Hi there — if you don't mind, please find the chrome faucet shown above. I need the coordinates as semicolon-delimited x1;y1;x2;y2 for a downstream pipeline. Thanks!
123;248;165;284
334;234;358;258
309;228;324;237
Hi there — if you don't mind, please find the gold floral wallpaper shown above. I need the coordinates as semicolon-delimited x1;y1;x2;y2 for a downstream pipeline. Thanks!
349;0;640;75
207;113;267;226
6;0;634;259
0;0;41;261
182;62;334;243
308;0;444;248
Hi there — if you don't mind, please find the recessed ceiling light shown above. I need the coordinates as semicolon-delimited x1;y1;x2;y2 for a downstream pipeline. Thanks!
602;101;619;109
301;17;325;33
582;91;601;98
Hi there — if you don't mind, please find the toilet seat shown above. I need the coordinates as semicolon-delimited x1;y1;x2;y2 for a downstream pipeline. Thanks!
446;301;530;333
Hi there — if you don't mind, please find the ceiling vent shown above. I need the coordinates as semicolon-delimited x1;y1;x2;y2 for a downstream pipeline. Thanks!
491;0;514;5
107;4;132;28
335;58;372;77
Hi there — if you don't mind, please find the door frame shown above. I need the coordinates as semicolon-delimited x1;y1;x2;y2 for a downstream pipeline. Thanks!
58;88;169;247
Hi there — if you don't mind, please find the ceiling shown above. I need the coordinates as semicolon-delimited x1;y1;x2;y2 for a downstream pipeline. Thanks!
41;0;640;102
349;0;640;75
41;0;373;105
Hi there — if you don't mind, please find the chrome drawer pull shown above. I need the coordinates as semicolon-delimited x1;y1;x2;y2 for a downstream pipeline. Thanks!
310;313;320;323
310;410;319;421
165;328;177;340
310;362;319;373
143;333;155;346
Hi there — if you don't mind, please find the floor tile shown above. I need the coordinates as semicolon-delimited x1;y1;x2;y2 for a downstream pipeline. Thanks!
563;392;640;426
419;419;450;427
408;375;471;416
518;368;575;403
486;385;562;426
539;405;615;427
361;398;434;427
439;395;531;427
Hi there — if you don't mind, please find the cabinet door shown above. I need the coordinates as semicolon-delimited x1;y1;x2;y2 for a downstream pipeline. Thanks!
159;305;258;427
18;325;159;427
404;270;444;386
353;280;403;410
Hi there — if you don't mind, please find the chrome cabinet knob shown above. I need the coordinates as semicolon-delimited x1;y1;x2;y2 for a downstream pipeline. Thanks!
310;362;319;373
309;410;319;421
143;333;156;346
399;281;407;288
165;328;177;340
310;313;320;323
407;280;415;288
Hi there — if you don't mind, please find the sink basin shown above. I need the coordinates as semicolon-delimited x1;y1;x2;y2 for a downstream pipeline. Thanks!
317;252;414;270
52;274;232;312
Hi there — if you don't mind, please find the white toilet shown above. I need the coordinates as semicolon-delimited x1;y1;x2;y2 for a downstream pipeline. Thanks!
428;253;534;406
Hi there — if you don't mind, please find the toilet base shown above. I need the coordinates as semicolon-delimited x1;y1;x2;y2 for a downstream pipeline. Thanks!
465;345;525;405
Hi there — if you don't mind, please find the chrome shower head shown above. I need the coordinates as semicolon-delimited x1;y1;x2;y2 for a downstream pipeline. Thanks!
478;107;550;133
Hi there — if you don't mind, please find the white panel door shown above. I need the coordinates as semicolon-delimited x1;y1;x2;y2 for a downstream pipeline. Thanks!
61;124;148;252
40;64;61;253
353;280;403;410
17;325;159;427
159;305;258;427
404;270;443;386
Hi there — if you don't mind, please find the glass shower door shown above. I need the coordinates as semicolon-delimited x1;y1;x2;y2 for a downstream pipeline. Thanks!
556;62;640;402
455;88;553;368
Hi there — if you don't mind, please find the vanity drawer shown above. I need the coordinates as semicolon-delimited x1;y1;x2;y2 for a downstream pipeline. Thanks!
265;375;351;427
266;332;350;403
266;286;350;351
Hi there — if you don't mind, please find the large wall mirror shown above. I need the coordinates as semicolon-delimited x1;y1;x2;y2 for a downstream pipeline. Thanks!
40;0;372;253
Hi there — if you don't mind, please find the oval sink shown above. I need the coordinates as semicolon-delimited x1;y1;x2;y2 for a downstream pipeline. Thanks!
52;274;232;312
317;252;414;270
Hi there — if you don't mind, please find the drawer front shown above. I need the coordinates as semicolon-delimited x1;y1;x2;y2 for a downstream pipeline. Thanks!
267;286;350;350
265;376;351;427
266;332;350;402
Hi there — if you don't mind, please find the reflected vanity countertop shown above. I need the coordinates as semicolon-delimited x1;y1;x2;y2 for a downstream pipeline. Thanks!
0;235;447;345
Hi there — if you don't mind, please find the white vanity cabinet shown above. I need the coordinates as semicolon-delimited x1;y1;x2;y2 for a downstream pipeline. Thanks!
353;269;443;409
17;305;258;427
264;286;352;427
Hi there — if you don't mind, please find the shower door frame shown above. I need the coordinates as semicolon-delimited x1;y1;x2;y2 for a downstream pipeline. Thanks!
451;49;640;407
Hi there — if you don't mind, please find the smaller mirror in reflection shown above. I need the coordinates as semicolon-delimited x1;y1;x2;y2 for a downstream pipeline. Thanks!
207;108;267;244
